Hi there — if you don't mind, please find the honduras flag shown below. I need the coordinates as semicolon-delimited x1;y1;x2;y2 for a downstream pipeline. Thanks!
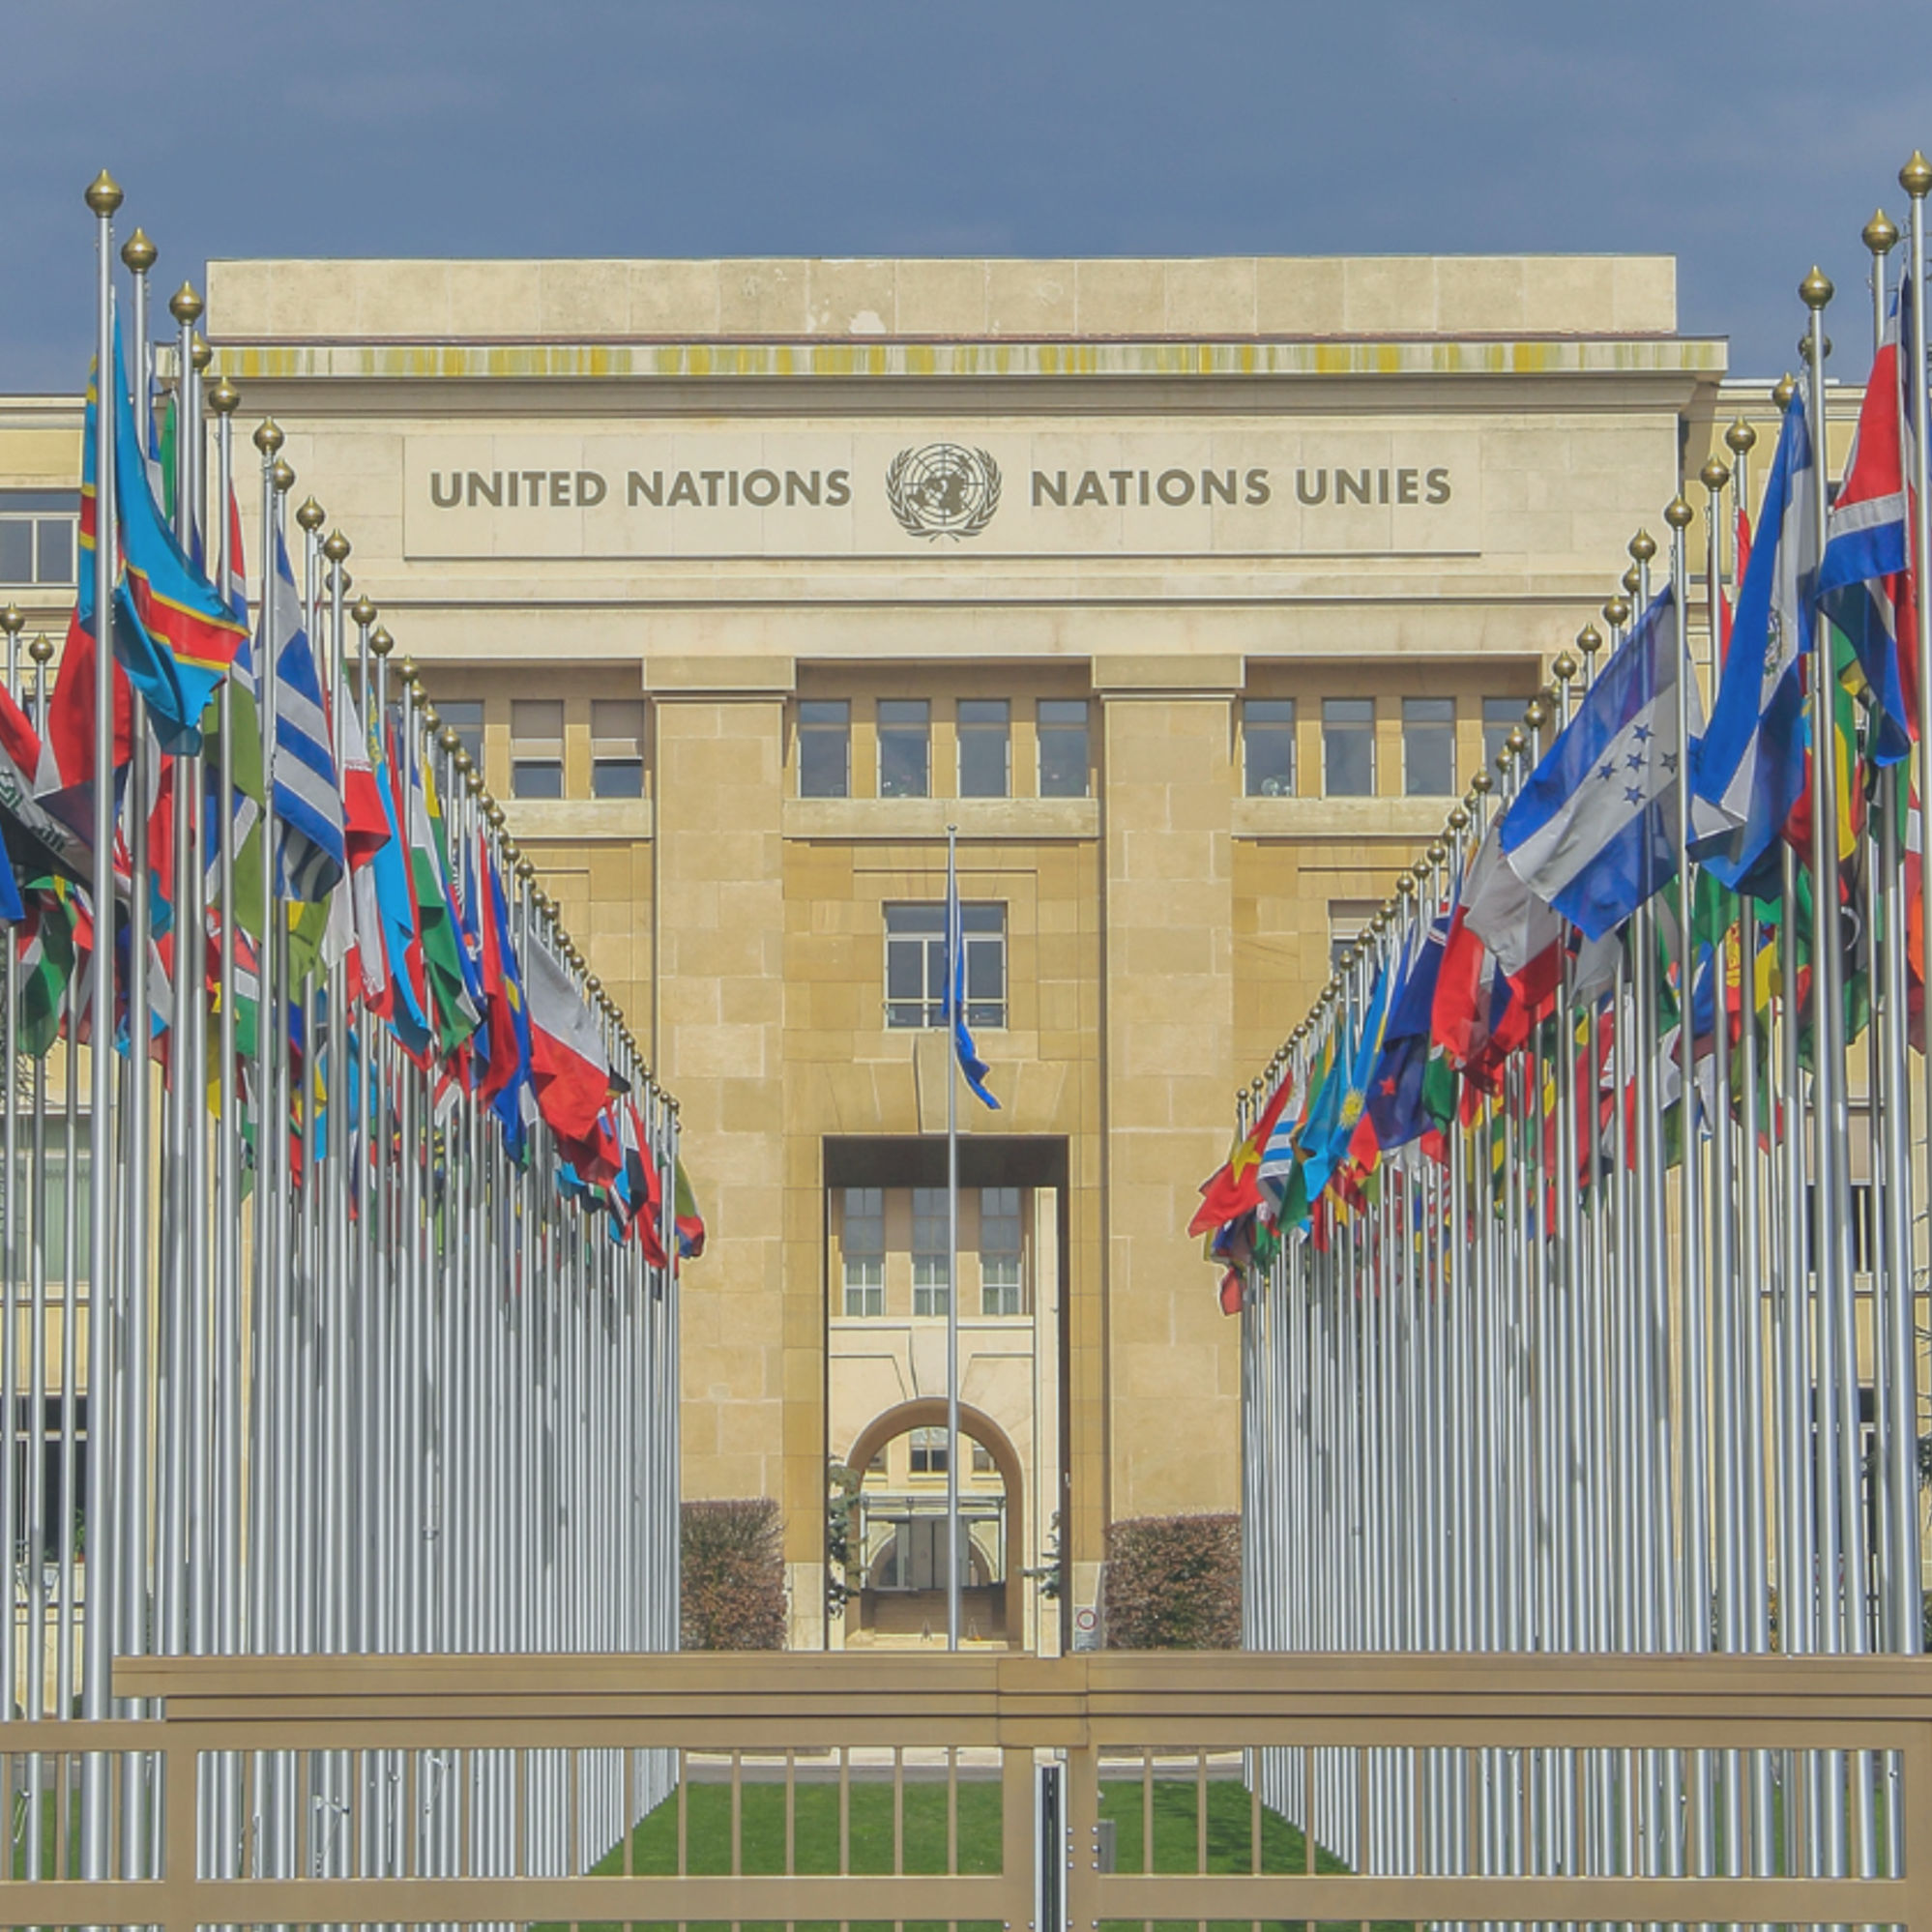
942;841;998;1109
262;527;346;903
1501;584;1711;939
1690;396;1814;888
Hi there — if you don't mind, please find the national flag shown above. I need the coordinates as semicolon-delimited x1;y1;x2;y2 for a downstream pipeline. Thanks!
14;886;77;1056
1816;274;1918;764
1363;913;1448;1155
368;722;434;1061
1460;816;1564;1010
673;1156;706;1262
83;320;246;752
523;939;613;1144
44;607;134;794
942;841;997;1109
478;846;533;1157
1692;399;1813;889
1502;584;1711;939
1189;1068;1296;1239
261;527;346;903
404;733;481;1052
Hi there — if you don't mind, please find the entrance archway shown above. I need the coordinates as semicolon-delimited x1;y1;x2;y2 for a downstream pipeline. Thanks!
844;1400;1025;1647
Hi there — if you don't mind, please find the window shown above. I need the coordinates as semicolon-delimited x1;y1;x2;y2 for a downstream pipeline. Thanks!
1038;700;1090;798
980;1186;1024;1316
511;698;565;799
1482;698;1520;772
0;492;76;588
1244;699;1297;797
4;1145;94;1282
591;699;645;799
841;1186;885;1317
971;1442;996;1475
1322;698;1375;796
1402;697;1456;797
1328;902;1376;974
884;903;1007;1029
879;699;930;799
799;700;850;799
909;1426;950;1475
912;1187;951;1315
957;699;1010;798
438;699;484;771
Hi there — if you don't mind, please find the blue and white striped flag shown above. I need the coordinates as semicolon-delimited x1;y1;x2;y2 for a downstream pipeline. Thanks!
263;527;345;903
1501;584;1713;940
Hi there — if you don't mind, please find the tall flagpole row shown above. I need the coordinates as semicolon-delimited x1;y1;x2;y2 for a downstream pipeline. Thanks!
1223;158;1932;1888
0;175;689;1887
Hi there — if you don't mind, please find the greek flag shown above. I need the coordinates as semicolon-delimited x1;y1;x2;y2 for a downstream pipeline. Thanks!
264;527;345;903
942;842;998;1109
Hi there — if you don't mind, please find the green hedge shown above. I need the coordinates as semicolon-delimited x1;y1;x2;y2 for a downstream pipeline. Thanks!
1102;1512;1241;1650
680;1498;786;1650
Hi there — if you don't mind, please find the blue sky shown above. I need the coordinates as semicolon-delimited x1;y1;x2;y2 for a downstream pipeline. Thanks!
3;0;1928;390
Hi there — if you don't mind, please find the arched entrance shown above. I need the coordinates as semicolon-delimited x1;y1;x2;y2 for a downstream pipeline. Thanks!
844;1400;1025;1648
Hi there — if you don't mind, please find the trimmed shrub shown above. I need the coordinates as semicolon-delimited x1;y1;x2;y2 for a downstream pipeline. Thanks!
681;1498;786;1650
1101;1512;1241;1651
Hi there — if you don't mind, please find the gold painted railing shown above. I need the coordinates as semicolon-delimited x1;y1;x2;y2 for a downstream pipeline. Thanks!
0;1651;1920;1927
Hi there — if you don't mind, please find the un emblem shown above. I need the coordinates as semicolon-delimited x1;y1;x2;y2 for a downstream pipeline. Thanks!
885;444;1002;541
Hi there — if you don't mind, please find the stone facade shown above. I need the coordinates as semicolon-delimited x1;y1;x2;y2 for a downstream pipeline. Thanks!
0;256;1738;1648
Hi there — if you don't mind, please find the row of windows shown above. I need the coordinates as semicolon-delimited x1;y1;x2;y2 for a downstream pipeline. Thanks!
0;494;75;589
801;698;1090;802
1244;696;1524;799
437;698;646;800
841;1186;1026;1319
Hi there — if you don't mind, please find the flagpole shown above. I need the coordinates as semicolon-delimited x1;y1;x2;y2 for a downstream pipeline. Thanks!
946;822;960;1653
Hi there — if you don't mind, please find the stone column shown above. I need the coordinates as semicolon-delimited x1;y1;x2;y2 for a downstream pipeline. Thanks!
1098;661;1242;1533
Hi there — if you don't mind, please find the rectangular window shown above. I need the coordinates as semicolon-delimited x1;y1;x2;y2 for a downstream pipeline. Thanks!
591;698;645;799
1402;696;1456;797
957;698;1010;798
841;1186;885;1317
1482;698;1519;773
878;699;930;799
3;1146;93;1282
438;699;485;772
980;1186;1024;1316
912;1187;950;1317
1322;698;1375;797
1328;901;1377;974
799;699;850;799
909;1425;950;1475
884;903;1006;1029
1244;698;1297;797
511;698;565;799
0;492;77;587
1038;699;1090;798
971;1442;996;1475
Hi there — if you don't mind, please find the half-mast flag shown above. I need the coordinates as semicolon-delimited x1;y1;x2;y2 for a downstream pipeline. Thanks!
1502;585;1710;939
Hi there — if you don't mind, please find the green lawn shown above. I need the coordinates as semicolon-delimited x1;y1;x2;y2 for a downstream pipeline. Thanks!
561;1771;1392;1932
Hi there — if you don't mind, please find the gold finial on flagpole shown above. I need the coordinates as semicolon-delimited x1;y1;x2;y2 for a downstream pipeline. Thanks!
323;530;350;563
271;458;294;494
120;228;156;274
1771;372;1798;410
85;171;124;216
209;375;240;416
1725;418;1756;454
1800;265;1833;309
253;419;283;455
1902;152;1932;198
1603;597;1630;629
0;606;22;638
295;498;325;533
1628;529;1656;563
1553;652;1578;683
1577;624;1602;659
168;282;203;326
1664;496;1693;531
1863;209;1900;257
351;597;377;627
190;334;212;372
1700;458;1730;492
28;633;53;666
1620;565;1641;596
369;626;394;658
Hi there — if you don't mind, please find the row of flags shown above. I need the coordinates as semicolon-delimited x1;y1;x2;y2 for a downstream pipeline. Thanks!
7;302;703;1260
1194;264;1923;1298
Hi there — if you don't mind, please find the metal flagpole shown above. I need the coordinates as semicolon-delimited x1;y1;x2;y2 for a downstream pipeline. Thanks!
78;169;123;1885
946;823;961;1652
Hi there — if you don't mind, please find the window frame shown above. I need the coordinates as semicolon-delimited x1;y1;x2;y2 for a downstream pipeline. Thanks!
0;492;77;590
883;902;1007;1031
1401;696;1457;798
1321;697;1376;798
590;697;646;800
956;698;1010;799
511;697;567;800
1037;699;1090;799
1243;697;1298;798
840;1186;886;1318
877;698;931;800
979;1185;1025;1317
798;699;851;800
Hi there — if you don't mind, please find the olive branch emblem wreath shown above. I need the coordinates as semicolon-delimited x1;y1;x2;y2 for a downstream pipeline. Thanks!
884;445;1003;540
